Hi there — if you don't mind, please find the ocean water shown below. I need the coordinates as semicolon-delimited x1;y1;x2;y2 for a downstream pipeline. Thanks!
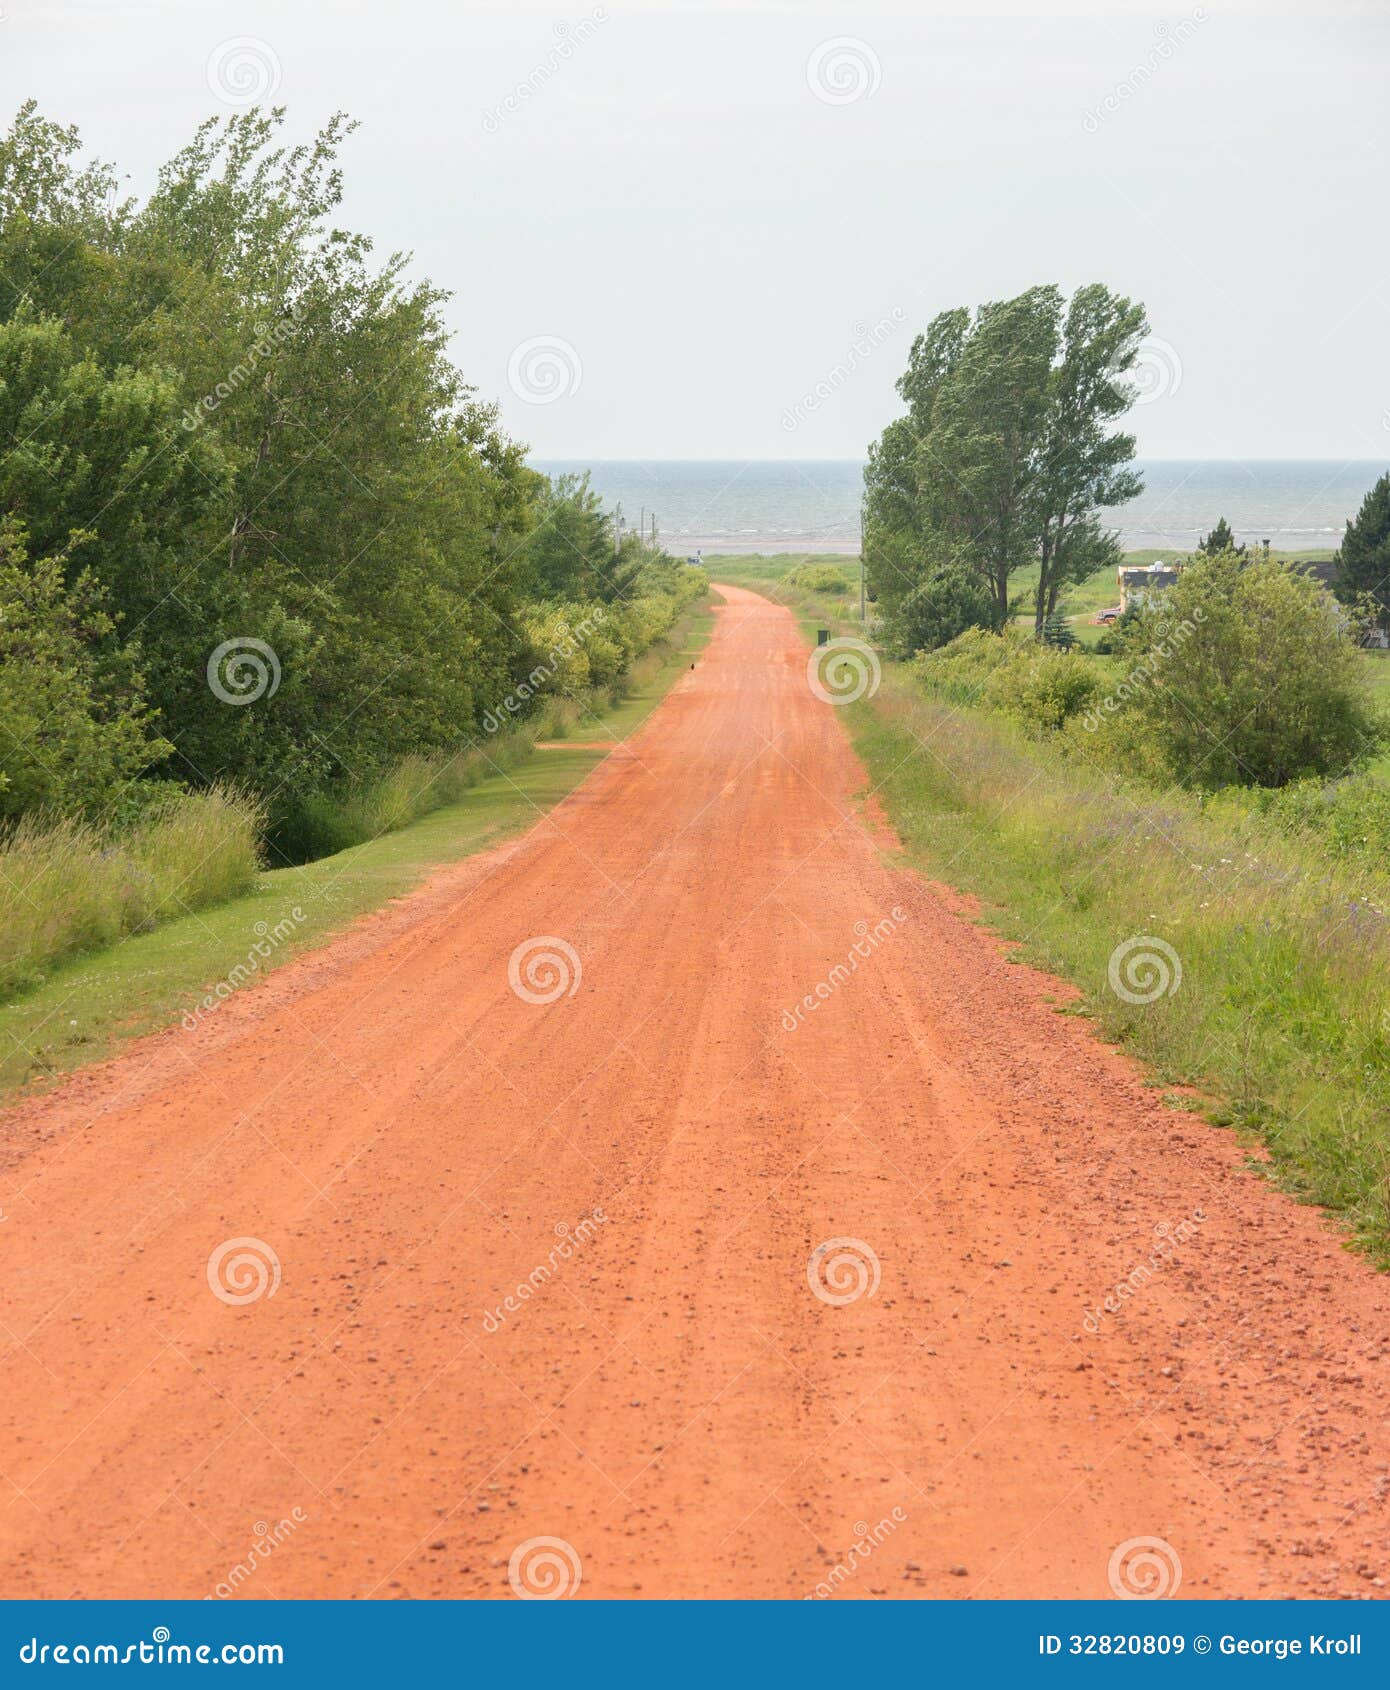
535;459;1386;557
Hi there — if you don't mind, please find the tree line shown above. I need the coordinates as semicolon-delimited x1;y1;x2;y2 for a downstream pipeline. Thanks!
0;103;702;856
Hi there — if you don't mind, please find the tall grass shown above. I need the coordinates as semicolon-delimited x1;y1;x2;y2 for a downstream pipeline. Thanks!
852;674;1390;1260
0;786;262;1000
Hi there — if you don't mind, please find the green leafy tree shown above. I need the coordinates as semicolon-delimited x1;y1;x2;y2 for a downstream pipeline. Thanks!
889;566;996;657
1334;472;1390;633
1197;515;1246;559
1123;552;1378;788
1030;284;1146;633
865;284;1146;641
917;286;1060;624
0;101;696;859
0;523;168;819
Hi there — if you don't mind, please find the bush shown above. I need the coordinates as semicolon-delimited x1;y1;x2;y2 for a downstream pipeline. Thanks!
984;645;1101;730
0;522;169;820
911;626;1021;705
888;566;996;656
0;785;261;998
785;562;851;595
1120;552;1380;789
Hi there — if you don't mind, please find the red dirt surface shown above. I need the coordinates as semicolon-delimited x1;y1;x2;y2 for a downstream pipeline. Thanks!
2;584;1388;1600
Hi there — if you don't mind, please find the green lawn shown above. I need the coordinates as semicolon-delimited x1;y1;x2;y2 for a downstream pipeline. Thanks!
0;605;714;1103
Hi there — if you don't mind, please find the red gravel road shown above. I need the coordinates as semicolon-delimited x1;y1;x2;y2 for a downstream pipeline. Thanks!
1;584;1388;1600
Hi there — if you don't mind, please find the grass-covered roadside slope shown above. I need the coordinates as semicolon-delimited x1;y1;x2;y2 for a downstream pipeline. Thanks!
718;561;1390;1264
0;606;712;1104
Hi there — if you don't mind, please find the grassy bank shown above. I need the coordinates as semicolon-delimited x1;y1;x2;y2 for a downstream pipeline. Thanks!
717;560;1390;1263
0;789;261;1001
0;604;713;1102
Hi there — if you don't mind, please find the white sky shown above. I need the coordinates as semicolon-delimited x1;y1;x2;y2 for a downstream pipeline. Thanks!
4;0;1388;460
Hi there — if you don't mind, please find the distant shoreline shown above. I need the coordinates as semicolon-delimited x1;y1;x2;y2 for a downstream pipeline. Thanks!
537;458;1382;559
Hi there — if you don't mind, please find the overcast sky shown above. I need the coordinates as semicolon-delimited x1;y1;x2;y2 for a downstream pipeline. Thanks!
4;0;1388;460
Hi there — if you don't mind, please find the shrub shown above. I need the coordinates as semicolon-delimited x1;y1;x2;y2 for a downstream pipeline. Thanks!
1120;552;1380;789
888;566;996;656
0;522;169;820
911;625;1021;705
785;562;851;595
984;645;1101;730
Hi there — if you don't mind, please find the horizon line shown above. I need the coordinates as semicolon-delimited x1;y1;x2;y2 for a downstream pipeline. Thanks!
531;454;1389;465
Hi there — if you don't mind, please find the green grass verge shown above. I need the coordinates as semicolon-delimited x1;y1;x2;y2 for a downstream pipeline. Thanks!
0;604;713;1103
